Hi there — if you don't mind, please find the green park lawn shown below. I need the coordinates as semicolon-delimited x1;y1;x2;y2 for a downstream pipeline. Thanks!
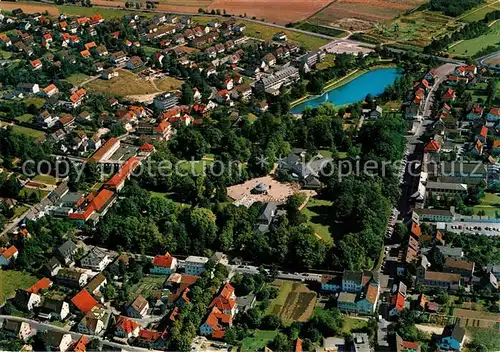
473;192;500;216
15;114;34;123
24;97;46;109
459;0;500;22
240;330;278;352
301;197;334;243
448;21;500;57
33;174;59;185
10;125;46;139
0;270;38;305
342;316;368;333
64;73;90;86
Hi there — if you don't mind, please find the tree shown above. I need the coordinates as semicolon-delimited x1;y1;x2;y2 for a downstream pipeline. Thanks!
260;315;281;330
181;83;194;105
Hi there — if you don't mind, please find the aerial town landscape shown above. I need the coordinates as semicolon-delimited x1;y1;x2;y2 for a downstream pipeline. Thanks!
0;0;499;351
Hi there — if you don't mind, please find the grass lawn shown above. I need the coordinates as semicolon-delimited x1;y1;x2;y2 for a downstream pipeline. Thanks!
266;279;317;325
15;114;34;123
459;0;500;22
130;275;166;299
13;205;29;218
473;192;500;216
342;316;368;333
33;174;59;185
50;321;67;328
10;125;45;139
86;70;182;97
466;327;500;351
64;73;90;86
24;97;46;109
178;158;214;174
0;49;12;59
143;45;159;55
0;270;38;305
240;330;278;352
19;187;50;199
448;21;500;57
301;197;334;243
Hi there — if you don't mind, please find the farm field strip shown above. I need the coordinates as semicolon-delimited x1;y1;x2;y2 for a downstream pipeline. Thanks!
448;21;500;57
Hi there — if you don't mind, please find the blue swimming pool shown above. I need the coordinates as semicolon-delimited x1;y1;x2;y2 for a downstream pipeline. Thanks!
290;67;402;114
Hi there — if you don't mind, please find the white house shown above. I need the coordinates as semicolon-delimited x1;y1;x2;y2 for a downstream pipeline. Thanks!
184;256;209;276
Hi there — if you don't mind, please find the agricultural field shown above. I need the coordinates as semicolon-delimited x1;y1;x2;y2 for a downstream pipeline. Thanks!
130;275;166;299
242;21;330;49
309;0;427;30
367;10;460;48
154;0;213;13
293;22;347;38
0;1;60;15
0;270;38;305
85;69;182;98
301;197;333;243
448;21;500;57
55;4;151;19
207;0;332;25
266;279;317;325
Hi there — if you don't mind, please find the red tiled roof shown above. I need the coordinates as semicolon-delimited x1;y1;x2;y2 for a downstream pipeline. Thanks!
424;140;441;152
90;137;119;162
490;108;500;117
140;143;155;152
364;283;378;304
138;329;162;341
0;246;18;259
442;88;455;99
153;253;176;268
391;292;405;312
295;339;303;352
105;157;141;189
220;282;234;300
116;316;141;334
27;277;52;294
72;289;98;313
44;84;57;93
90;189;114;212
480;126;488;137
73;336;89;352
411;222;421;238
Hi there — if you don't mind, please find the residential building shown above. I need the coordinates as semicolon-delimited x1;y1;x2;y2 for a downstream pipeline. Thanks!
414;208;454;222
443;258;475;278
115;316;141;338
14;289;41;311
27;277;53;294
342;270;364;293
81;247;111;271
200;306;232;339
3;321;31;341
356;282;379;314
396;333;421;352
78;306;107;335
86;273;107;295
151;252;178;275
337;292;357;313
0;246;18;266
89;137;120;163
184;256;209;276
104;157;141;191
56;268;88;288
43;332;73;352
127;295;149;318
320;275;341;292
38;298;70;321
43;257;62;277
425;182;468;196
416;258;461;290
56;239;78;265
439;324;465;351
108;254;129;277
72;289;98;314
209;282;238;316
153;93;179;112
254;66;300;93
486;107;500;122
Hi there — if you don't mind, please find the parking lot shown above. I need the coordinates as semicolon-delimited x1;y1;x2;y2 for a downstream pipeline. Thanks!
446;222;500;237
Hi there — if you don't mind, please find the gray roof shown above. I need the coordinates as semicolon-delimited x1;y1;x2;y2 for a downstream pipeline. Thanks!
426;182;467;192
442;323;465;342
415;208;454;217
57;240;77;258
41;298;65;312
81;247;107;266
441;161;487;176
422;246;463;258
258;203;277;224
338;292;357;303
343;270;363;284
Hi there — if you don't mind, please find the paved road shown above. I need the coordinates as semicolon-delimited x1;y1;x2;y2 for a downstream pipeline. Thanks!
0;315;161;352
